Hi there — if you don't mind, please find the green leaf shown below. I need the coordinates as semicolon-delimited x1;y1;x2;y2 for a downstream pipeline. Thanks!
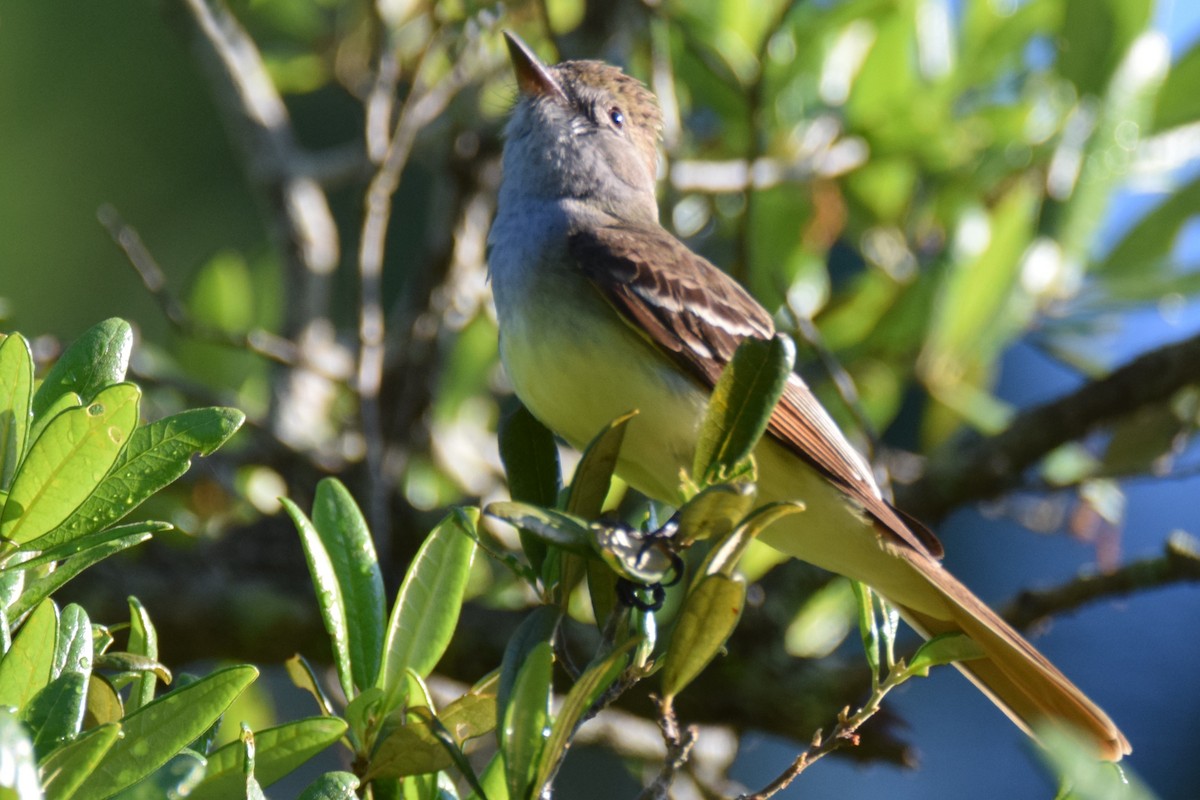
52;604;92;680
38;723;121;800
312;478;386;694
31;319;132;418
1151;41;1200;132
296;772;360;800
24;672;87;757
377;509;477;709
1057;0;1152;98
498;406;562;573
693;335;795;485
1;383;140;547
785;577;857;660
283;497;355;704
533;639;635;792
26;393;82;457
26;407;244;553
851;581;882;682
91;652;171;683
0;708;40;799
187;717;348;800
125;598;158;712
696;501;805;579
365;715;454;780
77;664;258;800
440;684;498;744
84;675;123;729
497;607;559;730
284;654;334;717
502;641;553;800
905;632;985;678
676;482;757;545
661;574;746;700
566;412;635;518
1096;177;1200;277
483;503;593;555
0;599;57;713
7;531;154;622
109;751;206;800
465;754;508;800
0;334;33;492
16;522;171;572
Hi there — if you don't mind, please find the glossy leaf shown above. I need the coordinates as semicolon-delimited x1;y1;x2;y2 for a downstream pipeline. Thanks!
502;641;553;800
483;503;593;555
52;603;92;680
31;318;132;417
126;597;158;712
697;501;805;579
296;772;360;800
661;574;746;700
16;522;171;572
1;383;140;546
187;717;348;800
24;672;87;757
311;478;386;694
532;639;635;792
499;405;562;573
78;664;258;799
377;509;477;709
38;723;121;800
0;599;57;713
27;407;244;553
0;333;33;492
693;335;795;485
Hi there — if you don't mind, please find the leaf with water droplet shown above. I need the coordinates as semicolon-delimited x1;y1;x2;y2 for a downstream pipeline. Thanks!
1;383;140;545
31;317;132;417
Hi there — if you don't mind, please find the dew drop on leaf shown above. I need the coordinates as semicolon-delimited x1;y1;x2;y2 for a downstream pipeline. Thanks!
88;403;105;415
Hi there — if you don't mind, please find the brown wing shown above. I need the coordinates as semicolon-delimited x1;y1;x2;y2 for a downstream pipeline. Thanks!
569;222;942;559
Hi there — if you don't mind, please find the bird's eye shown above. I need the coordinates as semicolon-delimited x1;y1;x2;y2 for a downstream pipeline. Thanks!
609;107;624;128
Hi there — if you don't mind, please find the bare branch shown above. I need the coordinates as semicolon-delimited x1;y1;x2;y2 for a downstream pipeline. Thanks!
900;331;1200;522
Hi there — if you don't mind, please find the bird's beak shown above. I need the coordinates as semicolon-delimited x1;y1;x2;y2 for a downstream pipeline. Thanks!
504;31;566;102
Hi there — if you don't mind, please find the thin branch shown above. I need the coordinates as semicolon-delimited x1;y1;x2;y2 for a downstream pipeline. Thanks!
638;696;698;800
901;330;1200;522
1004;531;1200;629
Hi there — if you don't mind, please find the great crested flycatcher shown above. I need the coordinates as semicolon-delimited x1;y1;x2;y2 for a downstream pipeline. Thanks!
487;31;1129;760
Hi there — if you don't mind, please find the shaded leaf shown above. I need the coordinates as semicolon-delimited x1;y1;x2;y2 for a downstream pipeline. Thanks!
661;574;745;700
296;772;360;800
499;406;562;573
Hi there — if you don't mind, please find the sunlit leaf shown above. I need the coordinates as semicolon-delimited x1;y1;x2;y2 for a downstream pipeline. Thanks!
38;723;120;800
905;632;985;678
0;599;57;714
502;641;553;800
0;333;33;492
31;318;132;417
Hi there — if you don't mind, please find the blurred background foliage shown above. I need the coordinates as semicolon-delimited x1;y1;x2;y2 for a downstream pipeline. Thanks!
2;0;1199;796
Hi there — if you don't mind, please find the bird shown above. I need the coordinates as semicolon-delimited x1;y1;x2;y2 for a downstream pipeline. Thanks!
486;30;1130;761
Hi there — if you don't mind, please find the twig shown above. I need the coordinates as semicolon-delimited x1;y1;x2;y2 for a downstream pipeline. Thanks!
901;330;1200;522
639;696;698;800
1004;530;1200;629
98;205;306;370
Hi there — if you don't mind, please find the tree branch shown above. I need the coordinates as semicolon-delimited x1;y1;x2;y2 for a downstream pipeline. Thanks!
900;330;1200;522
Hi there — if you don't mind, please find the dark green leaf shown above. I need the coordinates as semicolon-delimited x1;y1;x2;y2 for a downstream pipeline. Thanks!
1057;0;1152;98
24;672;87;757
1097;177;1200;277
483;503;593;555
377;509;477;710
1151;41;1200;132
1;383;140;546
296;772;360;800
566;412;635;518
187;717;348;800
499;406;562;573
16;522;171;571
312;478;386;694
27;407;244;553
0;333;33;492
693;335;795;485
502;641;553;800
108;751;207;800
661;574;745;700
498;607;559;731
31;318;132;417
80;664;258;799
52;603;92;680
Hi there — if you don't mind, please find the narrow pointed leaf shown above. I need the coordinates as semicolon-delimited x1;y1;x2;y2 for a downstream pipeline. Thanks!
533;639;635;792
284;654;334;717
377;509;477;709
283;497;354;702
698;501;804;579
126;597;158;711
483;503;593;554
79;664;258;799
312;478;386;693
38;723;121;800
693;335;795;485
27;407;244;553
17;522;171;572
662;574;746;700
497;607;559;729
187;717;348;800
52;604;92;680
31;318;132;417
566;412;635;518
499;406;561;573
24;672;87;756
0;333;33;492
0;599;57;713
1;383;140;546
502;641;553;800
7;532;154;621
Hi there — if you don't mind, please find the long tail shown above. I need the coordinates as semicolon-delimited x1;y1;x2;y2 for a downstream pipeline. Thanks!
895;554;1131;761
